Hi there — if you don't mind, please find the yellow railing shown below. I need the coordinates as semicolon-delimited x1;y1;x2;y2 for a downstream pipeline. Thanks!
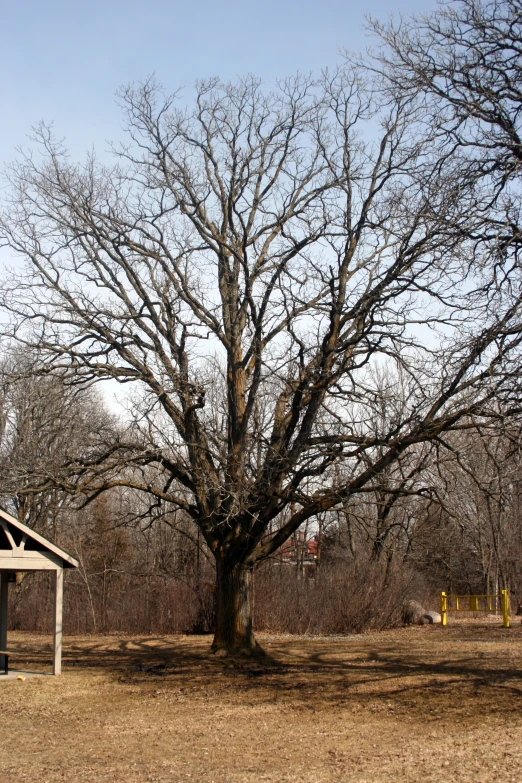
440;590;510;628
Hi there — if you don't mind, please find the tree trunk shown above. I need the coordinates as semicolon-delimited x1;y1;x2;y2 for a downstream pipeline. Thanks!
211;557;261;656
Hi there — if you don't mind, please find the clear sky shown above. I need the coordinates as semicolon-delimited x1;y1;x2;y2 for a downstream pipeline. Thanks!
2;0;440;161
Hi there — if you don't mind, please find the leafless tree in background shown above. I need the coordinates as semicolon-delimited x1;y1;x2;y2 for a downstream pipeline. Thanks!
1;63;522;654
407;421;522;596
370;0;522;258
0;350;114;536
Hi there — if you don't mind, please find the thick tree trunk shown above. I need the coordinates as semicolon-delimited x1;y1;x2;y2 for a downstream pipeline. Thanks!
211;558;261;656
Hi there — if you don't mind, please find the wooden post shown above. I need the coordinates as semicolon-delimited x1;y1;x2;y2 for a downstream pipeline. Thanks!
53;568;63;675
0;572;8;671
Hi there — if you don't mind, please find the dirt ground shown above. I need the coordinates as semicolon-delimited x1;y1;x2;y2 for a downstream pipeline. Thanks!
1;621;522;783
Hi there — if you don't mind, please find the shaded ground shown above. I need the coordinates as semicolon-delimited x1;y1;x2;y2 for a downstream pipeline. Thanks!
1;622;522;782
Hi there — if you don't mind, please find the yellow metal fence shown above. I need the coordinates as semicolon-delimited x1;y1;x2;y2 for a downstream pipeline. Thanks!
440;590;510;627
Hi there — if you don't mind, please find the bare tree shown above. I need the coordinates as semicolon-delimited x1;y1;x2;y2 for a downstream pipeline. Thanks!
366;0;522;595
370;0;522;252
410;420;522;595
1;70;522;655
0;350;114;538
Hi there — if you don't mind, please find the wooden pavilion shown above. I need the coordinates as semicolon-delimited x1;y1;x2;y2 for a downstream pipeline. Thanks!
0;507;78;675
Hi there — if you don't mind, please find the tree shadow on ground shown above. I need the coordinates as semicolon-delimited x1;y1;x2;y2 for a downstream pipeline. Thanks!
6;626;522;720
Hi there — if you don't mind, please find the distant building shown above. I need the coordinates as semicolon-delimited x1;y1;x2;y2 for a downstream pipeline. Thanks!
277;531;319;576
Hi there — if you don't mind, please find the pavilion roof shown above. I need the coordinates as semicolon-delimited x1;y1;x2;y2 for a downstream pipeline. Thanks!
0;506;78;569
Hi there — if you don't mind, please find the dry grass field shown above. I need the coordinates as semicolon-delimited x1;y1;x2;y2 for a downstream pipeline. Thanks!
1;622;522;783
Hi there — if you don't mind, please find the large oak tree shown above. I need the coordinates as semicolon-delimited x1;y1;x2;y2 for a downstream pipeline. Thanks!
1;67;521;654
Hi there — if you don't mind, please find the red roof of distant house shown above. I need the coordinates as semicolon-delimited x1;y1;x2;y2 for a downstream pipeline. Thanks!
277;535;318;561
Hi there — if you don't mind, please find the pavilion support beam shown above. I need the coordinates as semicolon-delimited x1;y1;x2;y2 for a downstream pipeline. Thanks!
53;568;63;675
0;572;8;672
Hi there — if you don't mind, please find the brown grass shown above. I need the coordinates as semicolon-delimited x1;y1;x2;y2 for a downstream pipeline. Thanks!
2;621;522;782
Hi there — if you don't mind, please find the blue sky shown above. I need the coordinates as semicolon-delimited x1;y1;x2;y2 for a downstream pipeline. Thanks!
2;0;439;161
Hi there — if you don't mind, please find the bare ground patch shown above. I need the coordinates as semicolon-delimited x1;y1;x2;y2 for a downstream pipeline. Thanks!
1;623;522;782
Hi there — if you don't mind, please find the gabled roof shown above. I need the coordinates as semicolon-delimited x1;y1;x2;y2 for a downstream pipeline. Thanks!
0;506;78;568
